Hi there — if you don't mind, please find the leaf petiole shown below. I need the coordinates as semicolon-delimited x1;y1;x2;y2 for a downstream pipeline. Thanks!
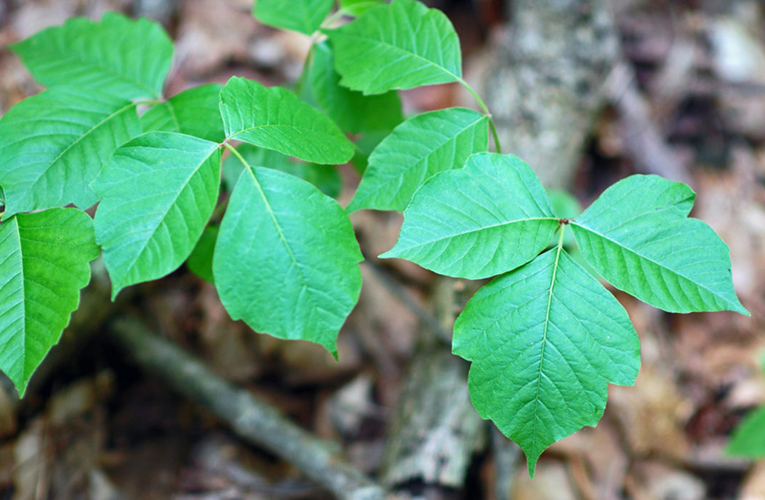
223;142;250;173
457;77;502;154
296;9;345;96
556;221;566;249
321;9;347;29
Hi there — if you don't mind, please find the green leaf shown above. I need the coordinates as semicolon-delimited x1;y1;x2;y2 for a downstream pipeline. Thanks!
727;406;765;457
220;77;354;165
571;175;748;314
347;108;488;212
453;246;640;476
0;208;99;396
382;153;558;279
141;85;225;143
305;41;404;134
224;144;341;198
253;0;334;35
339;0;385;16
0;87;141;217
11;12;172;99
187;225;218;284
213;155;363;353
92;132;221;299
326;0;462;94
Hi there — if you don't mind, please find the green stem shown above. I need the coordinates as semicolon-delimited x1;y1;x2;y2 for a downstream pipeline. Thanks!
224;143;250;172
322;9;347;29
134;98;163;107
557;223;566;250
295;9;345;96
457;77;502;155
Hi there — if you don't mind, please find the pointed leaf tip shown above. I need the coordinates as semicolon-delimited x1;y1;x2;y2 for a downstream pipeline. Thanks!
454;248;640;474
0;209;99;395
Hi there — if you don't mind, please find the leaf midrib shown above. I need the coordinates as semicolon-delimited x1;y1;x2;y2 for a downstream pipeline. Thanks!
570;222;737;308
119;146;218;285
243;165;324;333
371;113;487;175
394;217;557;253
229;123;340;140
11;218;26;383
27;102;138;203
332;30;460;85
531;245;564;453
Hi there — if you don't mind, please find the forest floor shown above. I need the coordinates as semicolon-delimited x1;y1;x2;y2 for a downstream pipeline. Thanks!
1;0;765;499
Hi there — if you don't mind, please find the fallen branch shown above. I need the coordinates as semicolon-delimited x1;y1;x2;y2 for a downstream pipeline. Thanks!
107;316;387;500
380;278;484;495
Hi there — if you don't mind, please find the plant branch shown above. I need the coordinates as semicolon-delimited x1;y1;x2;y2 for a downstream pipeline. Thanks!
457;77;502;154
107;317;386;500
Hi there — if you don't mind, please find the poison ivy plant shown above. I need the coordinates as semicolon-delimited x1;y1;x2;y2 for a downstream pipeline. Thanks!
453;244;640;474
381;154;557;279
388;154;747;475
570;177;747;314
0;0;749;481
214;150;362;354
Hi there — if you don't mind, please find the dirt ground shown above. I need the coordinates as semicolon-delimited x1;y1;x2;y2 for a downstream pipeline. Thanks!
1;0;764;499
